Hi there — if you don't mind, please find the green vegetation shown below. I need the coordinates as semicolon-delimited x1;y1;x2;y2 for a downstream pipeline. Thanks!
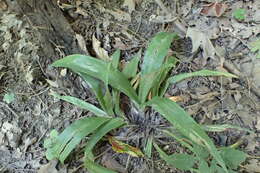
233;8;246;20
44;32;247;172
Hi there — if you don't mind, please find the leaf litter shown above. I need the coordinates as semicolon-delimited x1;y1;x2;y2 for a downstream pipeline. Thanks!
1;0;260;172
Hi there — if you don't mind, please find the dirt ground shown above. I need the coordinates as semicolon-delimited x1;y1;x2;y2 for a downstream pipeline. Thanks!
0;0;259;172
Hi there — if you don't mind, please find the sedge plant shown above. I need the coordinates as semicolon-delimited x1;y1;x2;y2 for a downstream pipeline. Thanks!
44;32;248;173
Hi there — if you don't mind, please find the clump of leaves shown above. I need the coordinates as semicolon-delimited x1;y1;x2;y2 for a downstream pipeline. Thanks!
233;8;246;21
44;32;247;173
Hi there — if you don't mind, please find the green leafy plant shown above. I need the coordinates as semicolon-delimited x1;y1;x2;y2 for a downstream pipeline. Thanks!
44;32;247;172
233;8;246;21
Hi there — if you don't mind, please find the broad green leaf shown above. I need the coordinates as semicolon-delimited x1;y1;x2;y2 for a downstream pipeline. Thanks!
161;70;238;96
45;117;110;163
108;136;144;157
84;118;125;158
144;136;153;158
52;54;140;104
111;49;121;69
250;39;260;58
139;32;178;103
79;73;108;113
112;90;124;117
51;93;108;117
220;147;247;169
84;158;117;173
152;56;178;97
202;124;252;133
103;88;114;115
154;142;196;171
3;92;15;104
44;129;59;160
147;97;228;172
198;159;210;173
122;49;141;78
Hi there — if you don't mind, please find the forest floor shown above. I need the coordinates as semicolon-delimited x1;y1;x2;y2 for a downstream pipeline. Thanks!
0;0;259;172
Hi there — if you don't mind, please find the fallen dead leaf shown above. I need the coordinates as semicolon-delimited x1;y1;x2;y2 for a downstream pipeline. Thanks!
108;136;144;157
102;153;127;173
106;9;131;22
243;159;260;173
168;96;183;102
46;79;59;88
200;2;228;17
113;37;128;50
38;160;58;173
186;27;216;58
92;35;110;61
123;0;135;13
76;34;88;55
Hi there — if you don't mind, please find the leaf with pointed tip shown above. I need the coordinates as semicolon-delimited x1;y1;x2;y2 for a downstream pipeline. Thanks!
144;136;153;158
111;49;121;69
161;70;237;96
122;49;141;78
139;32;178;103
146;97;228;173
51;93;108;117
52;54;140;104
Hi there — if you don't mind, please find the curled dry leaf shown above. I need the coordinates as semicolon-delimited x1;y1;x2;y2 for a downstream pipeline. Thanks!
108;136;144;157
168;96;183;102
200;2;228;17
92;35;110;61
186;27;216;58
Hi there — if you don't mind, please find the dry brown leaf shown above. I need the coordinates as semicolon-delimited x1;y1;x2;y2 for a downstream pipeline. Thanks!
76;34;88;55
123;0;135;13
200;2;228;17
168;96;183;102
106;9;131;22
38;160;59;173
92;35;110;61
244;159;260;173
102;153;127;173
186;27;216;58
113;37;128;50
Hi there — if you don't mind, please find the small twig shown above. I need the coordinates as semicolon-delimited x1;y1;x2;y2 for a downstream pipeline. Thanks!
0;101;19;118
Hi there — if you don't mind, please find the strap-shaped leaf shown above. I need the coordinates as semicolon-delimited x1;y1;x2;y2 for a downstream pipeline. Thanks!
161;69;238;96
144;136;153;158
84;118;125;158
84;158;117;173
139;32;178;103
111;49;121;69
45;117;110;163
147;97;228;173
52;93;108;117
52;54;140;104
78;73;108;113
122;49;141;78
